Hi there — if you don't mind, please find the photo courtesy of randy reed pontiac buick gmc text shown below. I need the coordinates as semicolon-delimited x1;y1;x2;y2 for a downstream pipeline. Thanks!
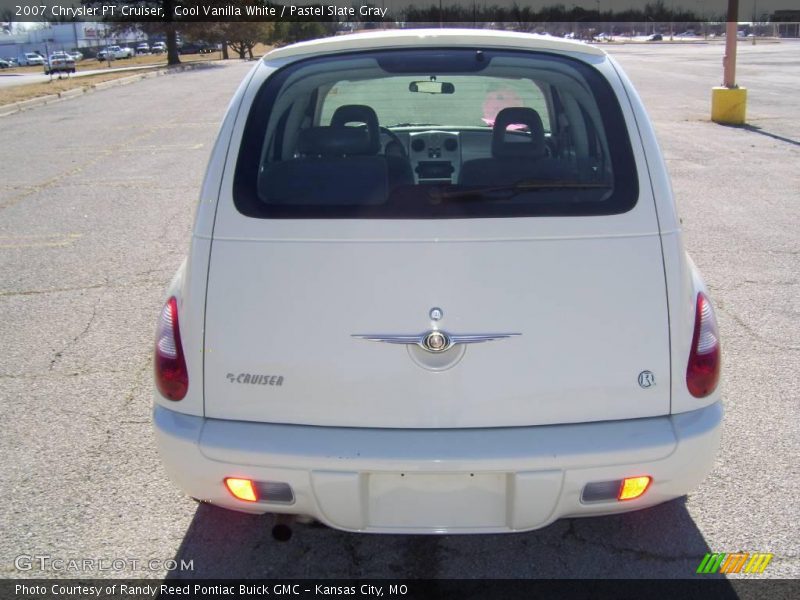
152;29;723;534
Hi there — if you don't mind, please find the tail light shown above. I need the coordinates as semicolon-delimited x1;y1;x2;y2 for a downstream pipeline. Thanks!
686;292;720;398
224;478;258;502
618;476;652;501
155;296;188;401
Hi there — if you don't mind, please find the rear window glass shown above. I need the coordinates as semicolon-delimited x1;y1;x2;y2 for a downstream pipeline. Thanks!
319;76;552;132
234;49;638;219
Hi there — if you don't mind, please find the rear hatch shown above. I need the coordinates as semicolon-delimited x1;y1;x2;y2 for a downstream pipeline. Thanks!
201;46;670;428
203;221;670;428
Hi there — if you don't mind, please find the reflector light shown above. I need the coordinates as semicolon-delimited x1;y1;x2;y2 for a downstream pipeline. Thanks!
259;481;295;504
225;478;258;502
618;476;652;501
686;292;721;398
154;296;188;401
581;480;622;503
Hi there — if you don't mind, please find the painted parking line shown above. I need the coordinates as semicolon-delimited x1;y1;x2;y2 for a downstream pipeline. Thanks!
0;233;82;248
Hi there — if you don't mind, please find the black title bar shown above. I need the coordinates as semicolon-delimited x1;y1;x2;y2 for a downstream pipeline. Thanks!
1;0;750;23
3;579;798;600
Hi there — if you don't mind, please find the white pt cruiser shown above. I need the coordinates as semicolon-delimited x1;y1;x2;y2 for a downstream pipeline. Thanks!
153;29;722;535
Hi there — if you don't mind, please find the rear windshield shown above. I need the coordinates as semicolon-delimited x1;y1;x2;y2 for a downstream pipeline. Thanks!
234;48;638;219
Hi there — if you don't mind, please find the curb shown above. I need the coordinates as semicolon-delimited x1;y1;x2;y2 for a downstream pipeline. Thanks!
0;61;215;118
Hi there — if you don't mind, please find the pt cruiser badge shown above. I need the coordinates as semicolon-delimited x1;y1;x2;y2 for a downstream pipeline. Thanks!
353;311;520;354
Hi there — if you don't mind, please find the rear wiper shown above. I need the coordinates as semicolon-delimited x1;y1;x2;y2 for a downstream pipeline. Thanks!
430;180;612;202
384;122;440;128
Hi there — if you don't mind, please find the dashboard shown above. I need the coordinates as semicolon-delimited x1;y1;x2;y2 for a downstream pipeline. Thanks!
382;129;495;185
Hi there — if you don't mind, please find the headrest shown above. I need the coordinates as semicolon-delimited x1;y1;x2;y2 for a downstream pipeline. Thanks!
330;104;381;155
492;107;546;159
297;126;372;157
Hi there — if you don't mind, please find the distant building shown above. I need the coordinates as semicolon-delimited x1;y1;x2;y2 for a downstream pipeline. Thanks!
772;10;800;37
0;22;145;59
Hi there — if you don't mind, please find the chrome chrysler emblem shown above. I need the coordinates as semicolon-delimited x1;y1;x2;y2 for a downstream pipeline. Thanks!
352;330;521;353
423;330;450;353
353;309;520;354
353;306;520;354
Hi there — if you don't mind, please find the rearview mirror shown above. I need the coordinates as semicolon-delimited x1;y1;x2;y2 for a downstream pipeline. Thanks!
409;81;455;94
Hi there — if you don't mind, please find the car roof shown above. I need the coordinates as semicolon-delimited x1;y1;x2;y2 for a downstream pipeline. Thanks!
263;28;605;63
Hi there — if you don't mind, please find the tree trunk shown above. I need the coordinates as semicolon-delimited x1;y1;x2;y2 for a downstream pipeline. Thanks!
221;42;229;60
247;45;254;60
166;26;180;66
161;0;180;66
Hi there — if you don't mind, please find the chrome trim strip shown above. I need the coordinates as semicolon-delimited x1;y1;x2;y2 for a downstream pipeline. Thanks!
350;334;423;345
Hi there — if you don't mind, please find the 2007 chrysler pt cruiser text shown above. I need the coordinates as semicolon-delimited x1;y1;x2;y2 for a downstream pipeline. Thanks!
153;29;722;534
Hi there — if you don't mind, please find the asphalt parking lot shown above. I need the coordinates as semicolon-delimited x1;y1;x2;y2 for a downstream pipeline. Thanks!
0;41;798;580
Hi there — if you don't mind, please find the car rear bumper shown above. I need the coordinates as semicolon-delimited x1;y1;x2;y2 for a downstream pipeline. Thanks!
153;401;722;534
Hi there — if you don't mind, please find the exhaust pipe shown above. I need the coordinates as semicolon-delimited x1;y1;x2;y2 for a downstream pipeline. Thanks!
272;514;294;542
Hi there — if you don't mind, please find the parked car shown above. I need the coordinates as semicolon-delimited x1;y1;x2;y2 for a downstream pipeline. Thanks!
67;51;84;61
19;52;45;66
0;58;10;69
136;43;150;55
153;29;723;536
647;33;663;41
97;45;134;61
178;42;215;55
44;52;76;75
150;42;166;54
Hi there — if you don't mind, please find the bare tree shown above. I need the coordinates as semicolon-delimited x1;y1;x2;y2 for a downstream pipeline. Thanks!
224;22;272;59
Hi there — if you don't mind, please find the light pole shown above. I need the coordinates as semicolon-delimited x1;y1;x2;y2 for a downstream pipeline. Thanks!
711;0;747;124
104;26;111;69
670;2;674;41
596;0;600;31
44;40;51;80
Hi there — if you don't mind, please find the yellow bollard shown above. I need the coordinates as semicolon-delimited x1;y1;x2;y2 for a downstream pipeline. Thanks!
711;86;747;125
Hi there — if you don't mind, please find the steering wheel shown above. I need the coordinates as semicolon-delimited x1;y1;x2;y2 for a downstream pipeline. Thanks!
379;127;408;159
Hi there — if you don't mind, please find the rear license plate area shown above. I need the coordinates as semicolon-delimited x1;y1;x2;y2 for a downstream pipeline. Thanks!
368;472;507;529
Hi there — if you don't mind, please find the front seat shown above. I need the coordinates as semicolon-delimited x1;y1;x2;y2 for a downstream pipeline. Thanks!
459;107;567;186
331;104;414;189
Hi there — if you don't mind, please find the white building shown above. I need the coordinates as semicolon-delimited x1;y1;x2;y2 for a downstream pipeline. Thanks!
0;22;145;60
